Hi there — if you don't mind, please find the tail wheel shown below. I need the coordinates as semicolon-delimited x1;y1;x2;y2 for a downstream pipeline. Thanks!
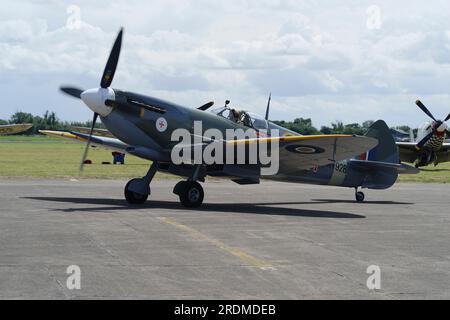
124;179;149;204
175;181;204;208
355;191;365;202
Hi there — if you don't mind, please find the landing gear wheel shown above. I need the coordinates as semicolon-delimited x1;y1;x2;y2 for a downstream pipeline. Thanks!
355;191;365;202
175;181;204;208
124;179;149;204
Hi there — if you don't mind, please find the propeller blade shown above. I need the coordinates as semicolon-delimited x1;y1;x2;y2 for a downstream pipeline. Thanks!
80;113;99;172
100;28;123;88
444;113;450;122
60;86;84;99
416;131;434;149
416;100;437;122
198;101;214;111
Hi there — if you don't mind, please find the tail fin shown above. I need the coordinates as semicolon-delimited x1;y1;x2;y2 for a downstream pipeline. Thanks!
356;120;400;189
360;120;399;164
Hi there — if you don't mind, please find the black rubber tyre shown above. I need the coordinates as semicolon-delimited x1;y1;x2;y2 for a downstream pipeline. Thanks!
178;181;204;208
355;191;365;202
124;179;149;204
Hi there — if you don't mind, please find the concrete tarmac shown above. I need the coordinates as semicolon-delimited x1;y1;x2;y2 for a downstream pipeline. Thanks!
0;178;449;299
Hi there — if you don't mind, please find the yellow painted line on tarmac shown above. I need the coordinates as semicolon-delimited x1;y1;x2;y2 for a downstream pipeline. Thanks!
158;217;274;270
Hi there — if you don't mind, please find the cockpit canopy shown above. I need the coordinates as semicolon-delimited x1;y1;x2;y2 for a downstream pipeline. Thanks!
210;107;268;130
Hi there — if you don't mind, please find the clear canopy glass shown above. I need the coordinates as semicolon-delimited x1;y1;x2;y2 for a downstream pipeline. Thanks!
210;107;268;130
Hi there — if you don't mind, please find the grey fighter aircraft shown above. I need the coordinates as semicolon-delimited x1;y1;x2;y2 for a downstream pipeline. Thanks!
41;28;417;207
397;100;450;167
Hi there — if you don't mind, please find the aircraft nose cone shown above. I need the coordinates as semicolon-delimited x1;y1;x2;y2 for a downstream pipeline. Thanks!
80;87;115;117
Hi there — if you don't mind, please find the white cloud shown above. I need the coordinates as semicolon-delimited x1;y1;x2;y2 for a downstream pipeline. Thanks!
0;0;450;127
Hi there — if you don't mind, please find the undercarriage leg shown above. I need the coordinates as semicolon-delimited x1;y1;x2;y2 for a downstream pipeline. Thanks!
124;161;159;204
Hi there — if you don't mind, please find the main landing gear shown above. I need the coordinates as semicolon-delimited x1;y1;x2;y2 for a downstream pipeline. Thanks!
124;163;205;208
355;188;365;202
124;162;158;204
173;181;204;208
173;165;205;208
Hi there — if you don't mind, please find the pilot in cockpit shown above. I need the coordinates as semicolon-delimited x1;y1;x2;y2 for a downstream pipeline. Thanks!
228;108;241;123
224;100;252;127
229;108;253;128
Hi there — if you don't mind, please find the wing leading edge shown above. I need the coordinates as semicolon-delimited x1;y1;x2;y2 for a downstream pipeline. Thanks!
39;130;169;162
39;130;129;152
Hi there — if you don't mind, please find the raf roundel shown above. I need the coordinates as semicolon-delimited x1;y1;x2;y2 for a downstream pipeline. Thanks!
156;117;168;132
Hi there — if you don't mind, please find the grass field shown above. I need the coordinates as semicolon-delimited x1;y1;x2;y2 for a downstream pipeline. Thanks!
0;135;62;142
0;136;167;179
0;135;449;182
398;164;450;183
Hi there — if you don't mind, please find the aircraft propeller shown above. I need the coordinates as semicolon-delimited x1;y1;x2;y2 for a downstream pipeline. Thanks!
415;100;437;122
445;113;450;122
60;28;124;171
415;99;450;148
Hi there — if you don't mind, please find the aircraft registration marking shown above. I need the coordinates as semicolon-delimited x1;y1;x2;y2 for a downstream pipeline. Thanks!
329;160;347;186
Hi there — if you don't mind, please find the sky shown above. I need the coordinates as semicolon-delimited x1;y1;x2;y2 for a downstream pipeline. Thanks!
1;0;450;128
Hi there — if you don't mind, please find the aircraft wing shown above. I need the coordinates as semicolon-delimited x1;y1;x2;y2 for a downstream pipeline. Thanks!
270;135;379;172
396;142;420;163
436;143;450;163
0;123;33;135
441;142;450;151
173;134;378;171
39;130;129;152
210;135;375;172
397;141;450;163
396;142;418;150
39;130;169;162
70;126;116;138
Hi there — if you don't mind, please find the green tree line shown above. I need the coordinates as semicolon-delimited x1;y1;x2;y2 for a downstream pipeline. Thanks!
272;118;412;136
1;111;105;135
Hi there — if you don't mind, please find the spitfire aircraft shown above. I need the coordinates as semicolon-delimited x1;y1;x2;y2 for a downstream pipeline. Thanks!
0;124;33;136
41;28;417;207
397;100;450;168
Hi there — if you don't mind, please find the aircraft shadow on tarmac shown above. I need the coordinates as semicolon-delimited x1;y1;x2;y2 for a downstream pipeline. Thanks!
311;199;414;205
23;197;367;219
